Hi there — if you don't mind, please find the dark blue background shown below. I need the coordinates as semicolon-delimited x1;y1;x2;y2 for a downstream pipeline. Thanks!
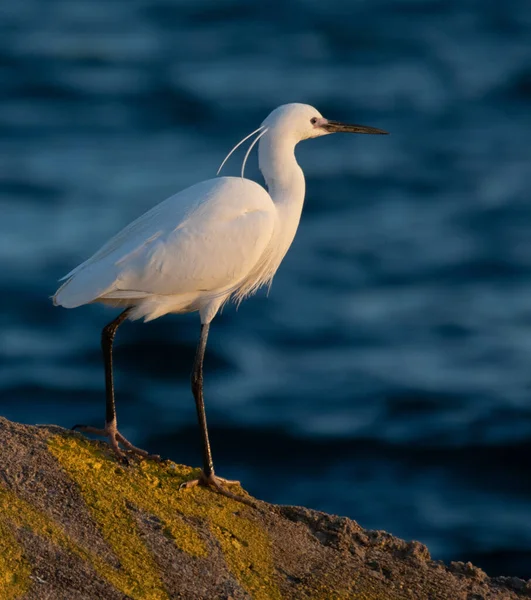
2;0;531;578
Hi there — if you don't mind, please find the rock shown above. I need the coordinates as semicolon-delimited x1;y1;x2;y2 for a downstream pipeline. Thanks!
0;417;529;600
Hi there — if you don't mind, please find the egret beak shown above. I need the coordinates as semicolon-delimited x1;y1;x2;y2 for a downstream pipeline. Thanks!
322;121;389;135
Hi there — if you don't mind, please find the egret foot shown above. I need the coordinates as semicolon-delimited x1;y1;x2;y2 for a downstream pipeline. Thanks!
181;470;257;508
71;422;160;465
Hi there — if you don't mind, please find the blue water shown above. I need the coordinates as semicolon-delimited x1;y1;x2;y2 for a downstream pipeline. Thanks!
2;0;531;579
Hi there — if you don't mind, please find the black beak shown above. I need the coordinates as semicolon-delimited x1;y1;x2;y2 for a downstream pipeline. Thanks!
322;120;389;135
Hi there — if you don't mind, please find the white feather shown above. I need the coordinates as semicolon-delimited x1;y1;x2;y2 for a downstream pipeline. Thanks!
216;126;265;176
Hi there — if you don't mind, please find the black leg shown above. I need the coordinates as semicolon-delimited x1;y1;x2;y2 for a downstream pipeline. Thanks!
71;308;159;462
191;323;215;476
102;308;132;426
181;324;255;507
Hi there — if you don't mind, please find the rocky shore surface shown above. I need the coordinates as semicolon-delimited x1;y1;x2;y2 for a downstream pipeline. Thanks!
1;417;529;600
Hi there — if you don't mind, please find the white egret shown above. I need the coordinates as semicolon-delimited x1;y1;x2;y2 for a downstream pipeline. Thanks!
53;103;388;502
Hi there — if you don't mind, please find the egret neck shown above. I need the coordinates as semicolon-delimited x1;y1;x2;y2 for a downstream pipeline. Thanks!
258;130;306;260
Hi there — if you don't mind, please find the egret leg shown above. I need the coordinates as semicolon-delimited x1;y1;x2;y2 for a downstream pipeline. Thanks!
72;308;160;464
181;324;256;508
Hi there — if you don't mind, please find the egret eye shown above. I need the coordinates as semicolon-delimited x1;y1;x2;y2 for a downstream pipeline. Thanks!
310;117;318;125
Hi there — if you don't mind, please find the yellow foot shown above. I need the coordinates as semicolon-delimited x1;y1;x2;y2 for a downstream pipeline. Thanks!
71;422;161;465
181;470;257;508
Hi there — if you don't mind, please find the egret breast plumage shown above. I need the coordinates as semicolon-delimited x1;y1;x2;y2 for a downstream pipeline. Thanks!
53;102;388;504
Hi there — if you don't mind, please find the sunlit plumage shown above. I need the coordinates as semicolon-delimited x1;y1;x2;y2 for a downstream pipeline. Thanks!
54;176;277;322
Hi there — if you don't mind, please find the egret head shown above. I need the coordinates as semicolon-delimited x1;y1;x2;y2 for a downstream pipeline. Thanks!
217;103;388;178
261;103;388;142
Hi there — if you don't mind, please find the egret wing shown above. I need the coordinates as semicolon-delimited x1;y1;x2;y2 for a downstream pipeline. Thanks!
54;177;276;307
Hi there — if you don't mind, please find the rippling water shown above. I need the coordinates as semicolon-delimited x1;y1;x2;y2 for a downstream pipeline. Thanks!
2;0;531;578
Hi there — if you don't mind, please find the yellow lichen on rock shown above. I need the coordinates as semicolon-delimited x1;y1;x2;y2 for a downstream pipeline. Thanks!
48;433;281;600
0;477;171;600
198;502;282;600
0;430;281;600
0;517;31;600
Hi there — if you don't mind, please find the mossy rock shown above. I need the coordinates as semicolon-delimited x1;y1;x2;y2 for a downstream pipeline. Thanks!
0;417;529;599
